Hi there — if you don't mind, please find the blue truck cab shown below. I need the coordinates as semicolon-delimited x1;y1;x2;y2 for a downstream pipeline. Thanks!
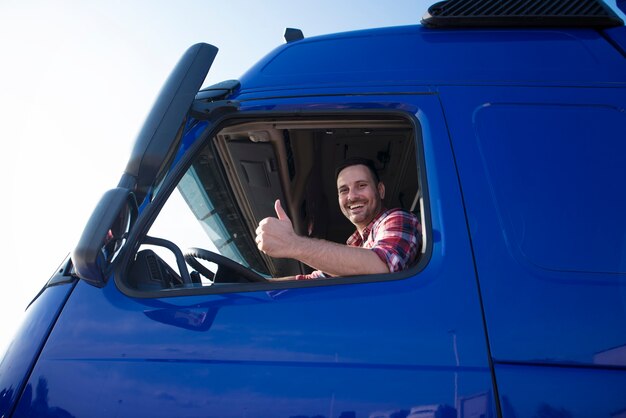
2;0;626;416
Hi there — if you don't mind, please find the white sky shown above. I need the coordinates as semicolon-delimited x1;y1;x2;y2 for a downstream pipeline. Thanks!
1;0;624;356
0;0;432;357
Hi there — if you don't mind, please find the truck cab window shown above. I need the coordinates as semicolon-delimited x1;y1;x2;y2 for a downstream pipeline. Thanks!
124;116;425;293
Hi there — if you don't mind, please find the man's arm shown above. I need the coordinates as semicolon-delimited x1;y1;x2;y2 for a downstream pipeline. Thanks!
256;200;389;277
287;235;389;276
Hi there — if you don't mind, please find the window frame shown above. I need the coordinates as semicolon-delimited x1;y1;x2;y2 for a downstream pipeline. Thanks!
114;109;433;298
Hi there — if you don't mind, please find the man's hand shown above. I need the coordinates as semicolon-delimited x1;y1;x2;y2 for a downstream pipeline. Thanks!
255;200;298;258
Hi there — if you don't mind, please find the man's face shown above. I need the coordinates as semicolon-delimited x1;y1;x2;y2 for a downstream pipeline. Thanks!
337;164;385;233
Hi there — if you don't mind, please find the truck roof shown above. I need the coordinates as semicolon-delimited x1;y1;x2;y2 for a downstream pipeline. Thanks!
237;24;626;93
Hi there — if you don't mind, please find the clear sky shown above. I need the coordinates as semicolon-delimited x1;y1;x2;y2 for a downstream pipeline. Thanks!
0;0;434;357
1;0;625;357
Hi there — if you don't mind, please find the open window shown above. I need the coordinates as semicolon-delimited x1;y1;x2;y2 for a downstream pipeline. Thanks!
121;115;426;294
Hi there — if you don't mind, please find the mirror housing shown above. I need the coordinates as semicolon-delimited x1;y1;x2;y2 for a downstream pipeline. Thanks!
119;42;218;204
72;188;137;287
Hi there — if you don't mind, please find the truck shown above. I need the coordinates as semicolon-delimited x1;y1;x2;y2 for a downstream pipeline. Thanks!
1;0;625;416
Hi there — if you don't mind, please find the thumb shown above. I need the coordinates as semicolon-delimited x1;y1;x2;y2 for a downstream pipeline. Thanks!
274;199;289;221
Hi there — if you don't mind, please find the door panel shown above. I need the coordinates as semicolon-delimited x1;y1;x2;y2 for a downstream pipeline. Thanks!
495;364;626;417
15;94;494;418
441;85;626;412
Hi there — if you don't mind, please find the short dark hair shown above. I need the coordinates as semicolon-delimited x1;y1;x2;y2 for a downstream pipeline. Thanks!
335;157;380;183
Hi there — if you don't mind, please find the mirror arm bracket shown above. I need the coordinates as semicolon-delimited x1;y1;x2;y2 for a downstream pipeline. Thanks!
190;99;239;121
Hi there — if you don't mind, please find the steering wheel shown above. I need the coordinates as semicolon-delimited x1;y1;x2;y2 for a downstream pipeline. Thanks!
184;247;267;283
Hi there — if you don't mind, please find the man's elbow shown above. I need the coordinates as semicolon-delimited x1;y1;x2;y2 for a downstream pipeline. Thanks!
367;255;390;275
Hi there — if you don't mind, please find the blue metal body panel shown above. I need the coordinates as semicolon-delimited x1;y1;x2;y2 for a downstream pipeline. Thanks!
440;85;626;364
495;364;626;417
239;26;626;92
440;84;626;416
0;277;76;418
5;17;626;418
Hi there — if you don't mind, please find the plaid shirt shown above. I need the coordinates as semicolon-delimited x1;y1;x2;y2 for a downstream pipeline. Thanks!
296;208;422;280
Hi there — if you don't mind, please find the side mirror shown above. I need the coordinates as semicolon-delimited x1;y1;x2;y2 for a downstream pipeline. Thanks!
119;43;218;205
72;188;137;287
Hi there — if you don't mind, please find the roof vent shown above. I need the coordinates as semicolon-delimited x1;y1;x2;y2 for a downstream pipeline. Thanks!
422;0;624;28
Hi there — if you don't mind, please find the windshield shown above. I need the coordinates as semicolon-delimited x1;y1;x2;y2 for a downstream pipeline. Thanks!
147;141;269;278
178;155;268;274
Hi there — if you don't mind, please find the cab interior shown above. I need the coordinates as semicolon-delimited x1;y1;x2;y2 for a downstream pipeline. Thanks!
126;116;424;289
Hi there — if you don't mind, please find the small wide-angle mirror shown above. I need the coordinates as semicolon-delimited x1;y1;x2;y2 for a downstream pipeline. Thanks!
72;188;137;287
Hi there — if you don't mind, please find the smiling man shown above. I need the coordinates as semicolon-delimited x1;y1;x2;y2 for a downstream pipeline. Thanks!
255;157;422;280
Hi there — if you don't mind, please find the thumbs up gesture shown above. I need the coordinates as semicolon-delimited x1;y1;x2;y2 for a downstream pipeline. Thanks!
255;200;296;258
273;199;289;222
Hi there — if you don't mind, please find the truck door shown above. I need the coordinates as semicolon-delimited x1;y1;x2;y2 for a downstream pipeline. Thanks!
12;90;497;417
